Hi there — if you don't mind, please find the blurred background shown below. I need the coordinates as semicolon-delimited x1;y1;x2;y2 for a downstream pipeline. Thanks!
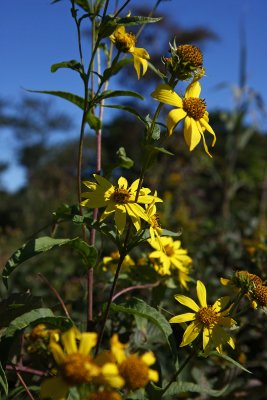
1;1;267;398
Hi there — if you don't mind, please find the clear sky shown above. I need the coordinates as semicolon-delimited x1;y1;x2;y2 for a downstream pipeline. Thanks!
1;0;267;191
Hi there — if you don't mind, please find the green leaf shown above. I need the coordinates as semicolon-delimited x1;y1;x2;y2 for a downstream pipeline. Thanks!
104;105;146;124
152;146;174;156
0;362;8;396
209;351;252;374
51;60;83;74
102;58;133;81
160;381;231;399
145;115;161;140
116;16;162;26
110;298;178;359
26;90;101;130
0;293;42;328
4;308;54;338
96;90;144;102
2;236;97;288
116;147;134;169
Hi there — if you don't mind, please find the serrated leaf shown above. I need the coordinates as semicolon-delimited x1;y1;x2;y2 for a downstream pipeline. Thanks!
26;90;101;129
0;362;8;396
111;298;178;359
96;90;144;102
104;105;146;123
4;308;54;338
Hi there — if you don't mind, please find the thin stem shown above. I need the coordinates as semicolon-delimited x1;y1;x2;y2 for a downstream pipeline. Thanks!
112;281;160;302
160;347;198;397
113;0;131;18
102;0;110;19
37;273;71;319
71;0;85;68
6;364;47;377
136;0;162;39
12;366;36;400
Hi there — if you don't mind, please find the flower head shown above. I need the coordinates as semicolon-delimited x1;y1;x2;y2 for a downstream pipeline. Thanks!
151;80;216;157
81;175;162;234
110;25;150;79
169;280;236;354
149;236;192;276
145;197;164;250
109;334;159;390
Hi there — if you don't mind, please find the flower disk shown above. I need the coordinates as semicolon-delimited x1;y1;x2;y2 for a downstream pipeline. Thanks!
183;97;206;120
61;353;98;385
119;355;150;390
176;44;203;67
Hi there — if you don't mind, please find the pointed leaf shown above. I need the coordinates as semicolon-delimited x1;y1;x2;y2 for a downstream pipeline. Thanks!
51;60;83;74
116;16;162;26
0;293;42;328
209;351;251;374
96;90;144;102
110;298;178;359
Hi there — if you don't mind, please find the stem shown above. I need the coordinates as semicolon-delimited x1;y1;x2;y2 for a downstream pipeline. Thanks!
160;347;198;397
113;0;131;18
12;366;36;400
112;281;160;302
37;273;71;319
6;365;47;377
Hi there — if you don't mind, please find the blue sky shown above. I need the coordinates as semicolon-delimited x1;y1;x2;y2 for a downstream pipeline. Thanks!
1;0;267;191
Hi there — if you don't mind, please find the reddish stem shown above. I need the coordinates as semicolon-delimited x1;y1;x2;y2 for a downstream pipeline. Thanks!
112;281;160;302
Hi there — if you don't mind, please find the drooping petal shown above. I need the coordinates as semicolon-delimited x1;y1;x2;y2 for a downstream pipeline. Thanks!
184;117;201;151
196;280;207;308
167;108;187;135
170;257;188;272
78;332;97;355
202;327;211;350
40;377;69;400
115;208;127;234
180;320;202;347
132;48;150;79
169;312;196;323
199;118;216;146
196;121;213;157
185;80;201;99
151;84;183;107
174;294;200;312
61;328;78;354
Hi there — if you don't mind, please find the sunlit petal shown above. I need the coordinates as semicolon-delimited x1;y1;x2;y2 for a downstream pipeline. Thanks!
151;84;183;107
167;108;187;135
180;321;202;347
185;81;201;98
169;312;196;323
184;117;201;151
196;280;207;307
174;294;200;312
78;332;97;355
61;328;77;354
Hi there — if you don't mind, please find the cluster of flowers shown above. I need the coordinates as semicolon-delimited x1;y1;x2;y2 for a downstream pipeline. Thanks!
25;326;158;400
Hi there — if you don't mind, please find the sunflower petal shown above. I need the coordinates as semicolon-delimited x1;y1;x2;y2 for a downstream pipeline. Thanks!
78;332;97;355
151;84;183;107
180;320;202;347
167;108;187;135
169;312;196;323
184;117;201;151
185;81;201;98
174;294;200;312
196;280;207;308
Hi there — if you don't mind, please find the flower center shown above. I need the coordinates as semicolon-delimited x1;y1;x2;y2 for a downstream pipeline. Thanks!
183;98;206;120
197;306;219;326
253;285;267;307
164;244;174;256
112;187;131;204
61;353;99;385
114;31;136;52
119;355;149;389
176;44;203;67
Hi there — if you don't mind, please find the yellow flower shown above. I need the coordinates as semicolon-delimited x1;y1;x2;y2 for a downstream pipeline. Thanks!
169;280;236;354
103;251;134;273
145;198;163;250
151;80;216;157
148;236;192;276
110;25;150;79
81;175;162;235
109;334;158;390
41;328;99;400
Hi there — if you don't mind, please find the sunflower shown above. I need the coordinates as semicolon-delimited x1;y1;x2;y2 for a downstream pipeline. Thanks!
110;25;150;79
169;280;236;354
81;175;162;234
151;80;216;157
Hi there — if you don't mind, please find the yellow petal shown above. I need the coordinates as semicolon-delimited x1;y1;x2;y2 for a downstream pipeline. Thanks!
185;81;201;99
61;328;77;355
78;332;97;355
196;280;207;308
174;294;200;312
169;312;195;323
101;363;125;388
115;208;126;235
184;117;201;151
141;352;156;366
148;369;159;382
200;117;216;146
151;84;183;107
167;108;187;135
202;327;210;350
118;176;128;189
180;321;202;347
49;342;66;365
133;47;150;60
212;296;230;313
93;174;113;190
40;377;69;400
